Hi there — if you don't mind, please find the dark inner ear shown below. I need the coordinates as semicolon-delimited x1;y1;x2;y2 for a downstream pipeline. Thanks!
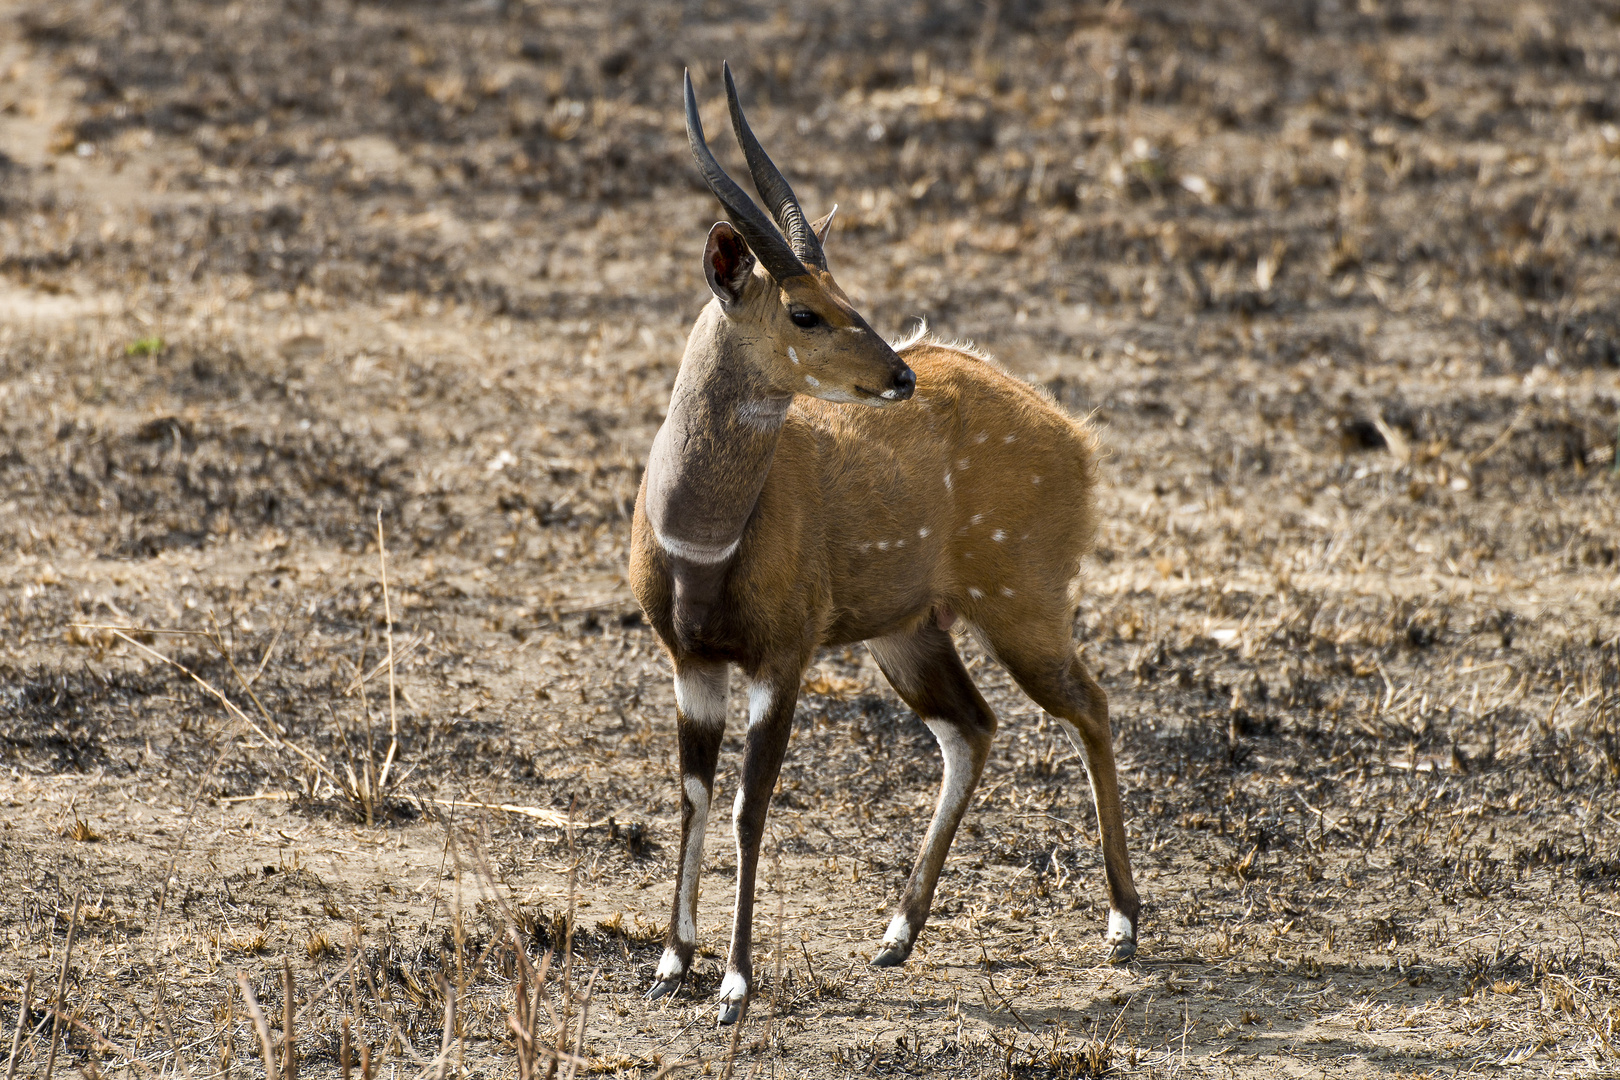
704;222;756;305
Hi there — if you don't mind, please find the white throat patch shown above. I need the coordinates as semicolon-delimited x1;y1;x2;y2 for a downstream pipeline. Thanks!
654;524;742;565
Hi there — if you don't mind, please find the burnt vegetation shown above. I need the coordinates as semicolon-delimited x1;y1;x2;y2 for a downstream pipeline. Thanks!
0;0;1617;1077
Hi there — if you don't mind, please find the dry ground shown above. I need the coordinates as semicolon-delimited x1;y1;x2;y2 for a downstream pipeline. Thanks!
2;0;1619;1077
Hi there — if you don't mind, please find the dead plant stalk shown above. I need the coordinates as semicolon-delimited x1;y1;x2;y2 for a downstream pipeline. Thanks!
373;511;401;815
42;891;81;1080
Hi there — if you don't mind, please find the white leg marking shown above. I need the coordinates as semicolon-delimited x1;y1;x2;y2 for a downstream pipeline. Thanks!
676;775;710;944
746;681;774;730
1107;910;1134;943
674;666;729;727
1052;717;1101;784
883;912;913;947
655;946;684;981
717;971;748;1003
922;719;976;857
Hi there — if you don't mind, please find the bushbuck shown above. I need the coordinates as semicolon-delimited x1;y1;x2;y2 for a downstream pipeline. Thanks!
630;65;1139;1025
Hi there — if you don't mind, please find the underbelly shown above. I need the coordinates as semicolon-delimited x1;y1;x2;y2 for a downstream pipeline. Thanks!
821;588;938;647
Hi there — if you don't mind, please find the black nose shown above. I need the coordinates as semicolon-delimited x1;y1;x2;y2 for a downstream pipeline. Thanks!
893;366;916;400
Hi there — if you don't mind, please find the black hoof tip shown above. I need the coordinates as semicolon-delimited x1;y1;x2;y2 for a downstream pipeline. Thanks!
717;1001;743;1026
1107;939;1138;965
645;977;681;1001
870;945;910;968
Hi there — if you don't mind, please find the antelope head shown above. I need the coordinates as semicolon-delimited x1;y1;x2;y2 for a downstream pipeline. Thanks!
686;65;915;407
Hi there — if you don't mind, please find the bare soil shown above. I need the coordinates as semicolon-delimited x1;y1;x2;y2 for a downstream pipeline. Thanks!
2;1;1619;1077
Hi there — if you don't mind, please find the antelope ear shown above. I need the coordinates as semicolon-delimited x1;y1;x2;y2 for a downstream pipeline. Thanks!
704;221;755;305
810;204;837;246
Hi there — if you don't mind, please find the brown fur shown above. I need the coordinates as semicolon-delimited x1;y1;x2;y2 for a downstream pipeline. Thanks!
633;342;1099;657
639;82;1135;1019
631;305;1140;1023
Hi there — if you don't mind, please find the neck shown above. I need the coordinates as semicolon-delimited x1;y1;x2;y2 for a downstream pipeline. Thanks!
645;304;789;565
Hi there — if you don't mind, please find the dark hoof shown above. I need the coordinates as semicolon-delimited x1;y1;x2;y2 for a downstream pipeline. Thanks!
645;977;681;1001
870;944;911;968
716;1000;744;1026
1107;938;1138;964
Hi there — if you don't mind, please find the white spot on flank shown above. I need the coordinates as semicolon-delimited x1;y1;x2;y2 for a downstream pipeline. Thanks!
918;527;931;538
718;971;748;1003
944;473;953;491
883;912;912;947
788;346;801;364
1107;910;1135;943
992;529;1006;542
1000;586;1016;597
1004;433;1017;443
877;540;890;551
1031;475;1042;485
968;587;984;599
958;457;971;469
895;538;906;547
970;513;984;525
805;374;820;387
973;431;988;444
859;541;873;552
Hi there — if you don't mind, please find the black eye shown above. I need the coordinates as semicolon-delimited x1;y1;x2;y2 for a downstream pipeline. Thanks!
790;309;821;329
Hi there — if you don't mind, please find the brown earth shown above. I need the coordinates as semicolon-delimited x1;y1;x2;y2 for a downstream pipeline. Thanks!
1;1;1619;1077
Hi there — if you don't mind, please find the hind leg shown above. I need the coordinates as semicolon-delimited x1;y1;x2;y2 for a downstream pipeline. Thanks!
866;621;997;966
984;623;1140;962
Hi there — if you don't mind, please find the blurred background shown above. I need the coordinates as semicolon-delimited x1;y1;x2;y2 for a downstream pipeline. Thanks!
1;1;1618;1076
